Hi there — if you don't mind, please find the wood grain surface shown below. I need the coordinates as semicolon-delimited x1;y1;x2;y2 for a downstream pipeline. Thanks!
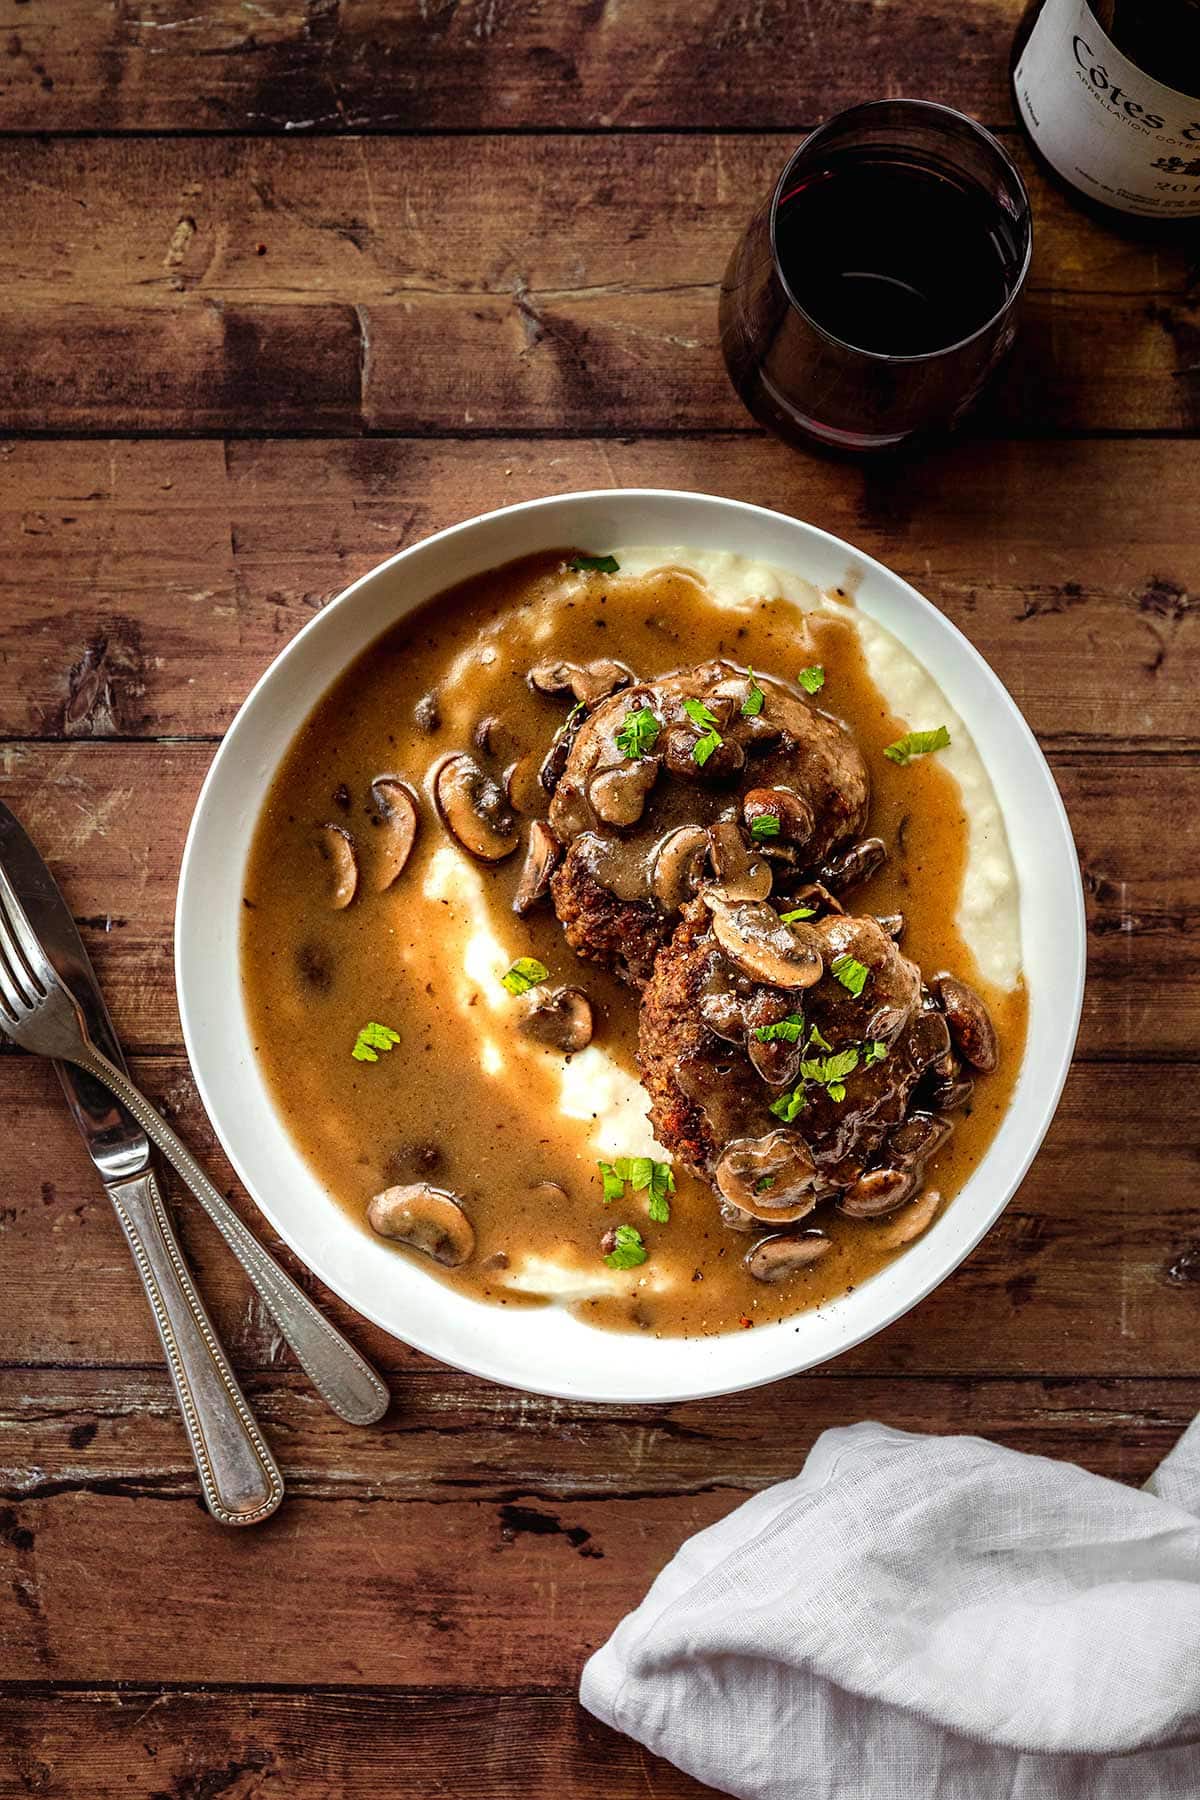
0;2;1197;1796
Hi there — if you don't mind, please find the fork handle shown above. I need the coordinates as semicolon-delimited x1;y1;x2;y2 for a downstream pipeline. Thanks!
106;1168;284;1526
77;1045;389;1427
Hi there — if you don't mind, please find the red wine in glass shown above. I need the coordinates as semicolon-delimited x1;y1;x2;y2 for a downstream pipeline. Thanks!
720;101;1032;452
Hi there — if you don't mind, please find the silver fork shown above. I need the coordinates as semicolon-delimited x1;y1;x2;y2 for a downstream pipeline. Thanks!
0;858;389;1439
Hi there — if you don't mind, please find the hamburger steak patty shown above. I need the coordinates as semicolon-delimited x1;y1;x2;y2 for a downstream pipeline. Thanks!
545;659;870;986
638;895;965;1226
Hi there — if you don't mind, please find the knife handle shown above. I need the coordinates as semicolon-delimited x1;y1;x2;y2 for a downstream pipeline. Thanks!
106;1168;284;1527
77;1045;389;1427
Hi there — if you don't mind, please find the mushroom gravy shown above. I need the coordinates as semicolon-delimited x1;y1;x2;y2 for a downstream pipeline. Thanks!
241;549;1026;1337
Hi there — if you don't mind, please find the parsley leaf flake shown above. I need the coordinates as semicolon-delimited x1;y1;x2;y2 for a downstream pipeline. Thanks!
501;957;549;996
568;553;620;575
798;665;825;694
604;1223;648;1270
831;954;870;998
615;706;660;759
741;669;765;717
352;1021;401;1063
883;725;951;765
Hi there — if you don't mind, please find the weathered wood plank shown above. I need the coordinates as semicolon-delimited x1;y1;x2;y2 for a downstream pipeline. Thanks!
2;136;1172;306
0;436;1196;748
0;135;1194;434
0;741;1195;1060
0;1486;725;1685
0;287;1191;438
1;1052;1197;1376
0;0;1020;135
3;1369;1196;1501
0;1689;706;1800
0;1378;1193;1686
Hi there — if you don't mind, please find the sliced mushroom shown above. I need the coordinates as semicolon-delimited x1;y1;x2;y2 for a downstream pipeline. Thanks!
877;1187;942;1248
367;1184;475;1266
933;973;999;1073
819;836;887;895
513;820;562;915
838;1166;916;1219
529;658;634;705
314;822;358;909
414;691;441;734
660;721;746;783
745;1231;831;1283
433;753;519;861
517;985;593;1053
714;1130;819;1222
783;880;844;918
505;753;546;817
651;824;711;914
704;891;823;989
528;660;577;696
712;675;785;751
742;787;815;847
587;756;660;827
887;1112;954;1167
529;1179;568;1205
474;715;516;760
370;778;419;890
925;1061;976;1113
905;1008;952;1072
744;989;804;1089
706;818;773;902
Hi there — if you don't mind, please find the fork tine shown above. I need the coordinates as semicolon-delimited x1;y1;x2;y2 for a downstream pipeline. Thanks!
0;854;49;997
0;923;31;1021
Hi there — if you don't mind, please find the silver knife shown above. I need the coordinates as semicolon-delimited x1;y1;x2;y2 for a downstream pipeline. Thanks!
0;801;284;1526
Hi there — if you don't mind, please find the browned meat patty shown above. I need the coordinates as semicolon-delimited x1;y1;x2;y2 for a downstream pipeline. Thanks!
545;659;870;986
549;845;666;988
638;894;962;1226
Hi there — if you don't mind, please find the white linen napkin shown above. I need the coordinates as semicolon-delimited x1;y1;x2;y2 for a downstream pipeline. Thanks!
581;1419;1200;1798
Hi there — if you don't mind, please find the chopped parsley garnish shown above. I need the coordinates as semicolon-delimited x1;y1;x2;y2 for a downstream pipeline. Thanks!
807;1023;833;1052
615;705;660;759
798;665;825;694
501;956;549;996
754;1013;804;1044
864;1040;889;1065
883;725;951;765
683;697;720;730
351;1021;401;1063
780;905;816;923
750;812;780;842
604;1223;648;1270
800;1046;861;1103
598;1155;674;1222
598;1161;626;1203
741;669;765;717
831;954;870;998
681;696;725;767
568;553;620;575
755;1175;776;1193
768;1085;807;1122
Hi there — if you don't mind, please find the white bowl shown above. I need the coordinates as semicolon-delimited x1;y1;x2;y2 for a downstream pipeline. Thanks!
176;490;1084;1404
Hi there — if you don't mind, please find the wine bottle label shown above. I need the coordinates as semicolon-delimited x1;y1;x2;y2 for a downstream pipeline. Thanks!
1015;0;1200;216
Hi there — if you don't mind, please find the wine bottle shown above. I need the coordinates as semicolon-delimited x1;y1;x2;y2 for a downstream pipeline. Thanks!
1012;0;1200;220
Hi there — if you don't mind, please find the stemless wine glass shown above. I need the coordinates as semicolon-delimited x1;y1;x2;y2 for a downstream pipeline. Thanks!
719;100;1033;453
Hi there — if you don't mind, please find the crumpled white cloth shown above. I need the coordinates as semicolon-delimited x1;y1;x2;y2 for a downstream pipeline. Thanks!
581;1420;1200;1799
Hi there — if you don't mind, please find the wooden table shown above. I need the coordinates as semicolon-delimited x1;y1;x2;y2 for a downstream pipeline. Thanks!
0;4;1197;1794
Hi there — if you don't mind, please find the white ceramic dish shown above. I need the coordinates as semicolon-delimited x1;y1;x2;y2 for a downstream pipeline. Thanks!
176;490;1085;1404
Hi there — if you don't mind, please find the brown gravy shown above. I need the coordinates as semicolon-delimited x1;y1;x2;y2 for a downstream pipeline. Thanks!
241;552;1026;1337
